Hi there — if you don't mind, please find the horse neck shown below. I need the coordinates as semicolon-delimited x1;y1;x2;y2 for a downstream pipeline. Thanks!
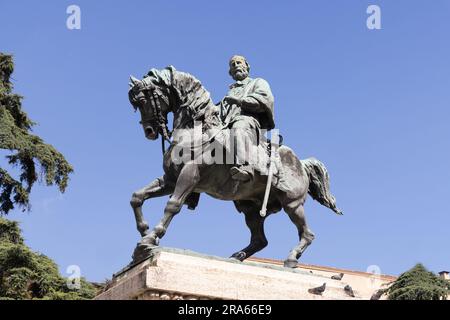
172;98;216;131
170;70;218;128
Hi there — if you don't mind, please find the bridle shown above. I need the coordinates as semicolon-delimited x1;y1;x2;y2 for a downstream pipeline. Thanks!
134;81;172;155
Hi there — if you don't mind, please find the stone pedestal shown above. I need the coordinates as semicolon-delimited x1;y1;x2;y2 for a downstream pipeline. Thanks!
95;247;393;300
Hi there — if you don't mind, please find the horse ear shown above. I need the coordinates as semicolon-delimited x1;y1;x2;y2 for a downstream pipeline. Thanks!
130;75;140;85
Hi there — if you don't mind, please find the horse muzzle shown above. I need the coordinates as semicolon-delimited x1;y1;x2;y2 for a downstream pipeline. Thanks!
144;126;159;140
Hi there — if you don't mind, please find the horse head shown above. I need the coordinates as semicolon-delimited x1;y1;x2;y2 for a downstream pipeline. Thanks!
128;67;220;145
128;75;172;141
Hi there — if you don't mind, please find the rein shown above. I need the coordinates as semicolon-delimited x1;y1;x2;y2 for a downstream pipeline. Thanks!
145;88;172;155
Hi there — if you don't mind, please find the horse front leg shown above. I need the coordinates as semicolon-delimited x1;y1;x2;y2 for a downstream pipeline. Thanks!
130;176;173;237
142;163;200;246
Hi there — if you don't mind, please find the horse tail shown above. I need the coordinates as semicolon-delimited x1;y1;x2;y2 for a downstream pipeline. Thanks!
302;158;343;215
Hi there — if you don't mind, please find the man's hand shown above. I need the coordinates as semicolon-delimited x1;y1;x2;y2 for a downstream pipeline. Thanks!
223;96;261;113
223;96;242;107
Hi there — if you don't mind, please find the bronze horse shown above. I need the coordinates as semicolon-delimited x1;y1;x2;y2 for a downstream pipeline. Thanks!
128;66;342;268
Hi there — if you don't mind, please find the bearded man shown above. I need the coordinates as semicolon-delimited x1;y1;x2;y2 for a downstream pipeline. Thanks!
220;55;275;182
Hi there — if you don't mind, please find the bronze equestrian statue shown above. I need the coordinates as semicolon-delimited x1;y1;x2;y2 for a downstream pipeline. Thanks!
127;56;342;268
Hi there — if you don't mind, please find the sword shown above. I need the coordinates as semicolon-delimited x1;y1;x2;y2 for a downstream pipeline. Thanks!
260;134;278;217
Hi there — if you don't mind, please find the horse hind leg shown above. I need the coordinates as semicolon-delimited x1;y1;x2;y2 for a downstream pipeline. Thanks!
230;203;268;261
283;199;315;268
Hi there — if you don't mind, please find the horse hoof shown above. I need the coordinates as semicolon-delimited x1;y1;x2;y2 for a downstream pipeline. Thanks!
230;251;247;261
131;242;157;264
283;259;298;268
140;235;159;247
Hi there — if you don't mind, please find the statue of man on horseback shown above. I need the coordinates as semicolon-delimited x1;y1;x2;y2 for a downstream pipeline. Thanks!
220;55;275;182
127;59;342;268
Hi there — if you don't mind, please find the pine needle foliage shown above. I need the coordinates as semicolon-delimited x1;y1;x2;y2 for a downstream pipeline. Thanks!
386;263;450;300
0;217;96;300
0;53;73;214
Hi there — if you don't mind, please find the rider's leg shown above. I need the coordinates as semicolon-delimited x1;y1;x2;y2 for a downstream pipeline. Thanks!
230;119;258;182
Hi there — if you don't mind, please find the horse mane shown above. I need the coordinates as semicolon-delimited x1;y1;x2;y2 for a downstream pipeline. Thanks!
145;66;218;129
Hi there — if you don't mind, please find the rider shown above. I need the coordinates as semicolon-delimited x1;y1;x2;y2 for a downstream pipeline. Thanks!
221;55;275;182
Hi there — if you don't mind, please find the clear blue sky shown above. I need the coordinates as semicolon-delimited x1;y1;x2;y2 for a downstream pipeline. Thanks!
1;1;449;282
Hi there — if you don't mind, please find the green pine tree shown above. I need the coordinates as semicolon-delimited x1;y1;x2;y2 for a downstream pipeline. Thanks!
385;263;450;300
0;217;97;300
0;53;73;214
